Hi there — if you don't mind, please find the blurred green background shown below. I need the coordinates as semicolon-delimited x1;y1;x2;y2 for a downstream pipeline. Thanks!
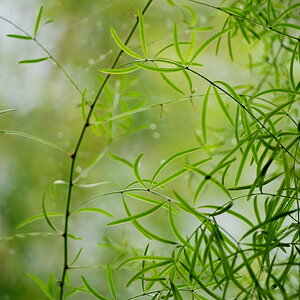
0;0;261;299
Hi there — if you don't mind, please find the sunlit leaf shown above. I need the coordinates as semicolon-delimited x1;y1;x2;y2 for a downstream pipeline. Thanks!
110;26;143;59
34;6;43;37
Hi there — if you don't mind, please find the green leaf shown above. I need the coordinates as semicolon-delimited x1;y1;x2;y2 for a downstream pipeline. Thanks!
152;158;212;189
133;153;147;188
118;255;172;268
100;65;139;74
19;57;49;64
110;26;143;59
0;108;16;115
0;130;68;155
42;192;58;232
213;86;234;126
127;260;174;286
7;34;32;40
273;23;300;31
106;264;117;300
81;88;87;121
27;273;53;299
187;166;231;199
107;201;166;225
174;23;185;63
202;85;211;143
16;213;64;229
73;207;114;218
126;193;170;208
173;191;206;221
70;247;83;265
170;281;183;300
138;9;148;57
34;6;43;37
121;195;177;244
160;73;185;95
198;204;254;227
134;62;184;73
189;27;231;64
290;43;298;89
227;30;234;61
150;147;201;187
109;152;133;168
234;136;256;187
241;209;298;240
168;203;186;244
81;276;109;300
272;3;300;25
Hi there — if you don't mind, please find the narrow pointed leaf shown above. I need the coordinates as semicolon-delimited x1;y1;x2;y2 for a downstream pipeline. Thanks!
73;207;114;218
190;27;231;64
138;9;148;57
150;147;201;186
27;273;53;299
134;62;184;73
100;65;139;74
81;276;109;300
152;158;212;189
34;6;43;37
174;23;185;63
110;26;143;59
19;57;49;64
202;85;211;143
213;86;234;126
133;153;147;188
7;34;32;40
0;130;68;155
160;73;185;95
106;264;117;300
17;213;64;229
107;201;166;225
170;281;183;300
42;192;58;232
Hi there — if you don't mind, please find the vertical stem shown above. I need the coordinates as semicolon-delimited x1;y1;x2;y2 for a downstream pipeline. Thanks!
58;1;153;299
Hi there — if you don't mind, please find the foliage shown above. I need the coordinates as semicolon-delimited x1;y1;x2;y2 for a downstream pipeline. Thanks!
0;0;300;299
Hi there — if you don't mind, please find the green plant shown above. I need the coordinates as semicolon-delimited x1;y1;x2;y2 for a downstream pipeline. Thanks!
1;0;299;299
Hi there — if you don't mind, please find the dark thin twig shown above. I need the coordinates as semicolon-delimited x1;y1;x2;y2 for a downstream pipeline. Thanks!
58;1;154;299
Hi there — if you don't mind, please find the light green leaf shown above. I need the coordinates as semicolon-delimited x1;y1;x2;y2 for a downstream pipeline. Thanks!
133;153;147;188
150;147;201;187
0;130;69;155
152;158;212;189
42;193;58;232
170;281;183;300
160;73;185;95
7;34;32;40
189;27;231;64
0;108;16;115
16;213;64;229
202;85;211;143
73;207;114;218
27;273;53;300
34;6;43;37
100;65;139;74
110;26;143;59
138;9;148;57
213;86;234;126
134;62;184;73
107;201;166;226
19;57;49;64
81;276;109;300
272;3;300;25
109;152;133;168
106;264;117;300
174;23;185;63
